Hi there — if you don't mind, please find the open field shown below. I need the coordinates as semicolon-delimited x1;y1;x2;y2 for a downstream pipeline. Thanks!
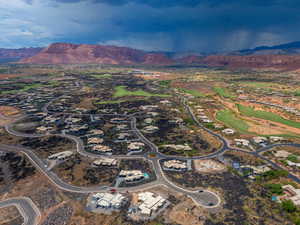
91;74;112;79
216;109;249;133
213;87;236;99
179;88;205;97
113;85;170;98
237;104;300;129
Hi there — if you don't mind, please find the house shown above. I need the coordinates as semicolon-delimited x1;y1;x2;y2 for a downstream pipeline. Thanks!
163;160;187;171
286;161;300;167
144;118;154;124
279;185;300;205
140;105;158;111
92;145;113;154
213;124;224;129
252;136;268;145
248;165;271;175
162;144;192;151
269;136;285;143
146;112;159;117
119;170;145;182
128;142;145;152
88;129;104;136
110;118;126;123
169;117;183;124
92;193;127;209
116;124;128;130
142;125;159;133
88;137;104;145
234;139;250;147
117;133;131;140
48;151;73;160
222;128;235;135
160;100;171;105
137;192;167;217
36;126;51;132
93;158;118;167
274;150;291;158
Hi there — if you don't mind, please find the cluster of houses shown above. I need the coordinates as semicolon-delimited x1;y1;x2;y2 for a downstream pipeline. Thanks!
0;88;60;119
239;164;271;179
273;150;300;168
1;78;81;118
234;136;286;148
194;105;213;123
139;105;160;134
249;100;300;117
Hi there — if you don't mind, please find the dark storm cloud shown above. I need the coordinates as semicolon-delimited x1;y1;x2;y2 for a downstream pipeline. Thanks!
50;0;300;8
8;0;300;51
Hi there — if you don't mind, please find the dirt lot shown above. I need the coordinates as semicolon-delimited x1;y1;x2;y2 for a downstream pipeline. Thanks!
0;106;21;117
0;205;23;225
194;159;226;173
73;97;96;110
172;81;216;95
166;198;207;225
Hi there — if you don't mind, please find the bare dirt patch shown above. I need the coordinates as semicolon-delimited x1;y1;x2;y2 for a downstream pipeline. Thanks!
0;205;22;225
0;106;21;117
167;198;207;225
73;97;96;110
172;81;215;95
194;159;226;173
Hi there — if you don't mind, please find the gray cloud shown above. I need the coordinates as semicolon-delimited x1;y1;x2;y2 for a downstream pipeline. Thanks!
7;0;300;52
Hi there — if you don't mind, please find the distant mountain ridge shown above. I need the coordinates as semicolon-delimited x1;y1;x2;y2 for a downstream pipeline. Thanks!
230;41;300;55
0;47;43;63
2;41;300;69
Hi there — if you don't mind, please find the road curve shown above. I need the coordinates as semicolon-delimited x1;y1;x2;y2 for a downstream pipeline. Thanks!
0;197;41;225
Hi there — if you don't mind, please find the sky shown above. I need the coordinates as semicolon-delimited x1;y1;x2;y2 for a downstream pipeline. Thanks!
1;0;300;53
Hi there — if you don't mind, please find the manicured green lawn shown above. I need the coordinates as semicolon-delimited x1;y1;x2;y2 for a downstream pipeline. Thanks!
213;87;236;98
91;74;112;79
95;100;125;105
113;86;170;98
216;109;249;133
239;82;275;88
294;90;300;96
1;83;43;94
180;88;205;97
237;104;300;129
158;80;171;87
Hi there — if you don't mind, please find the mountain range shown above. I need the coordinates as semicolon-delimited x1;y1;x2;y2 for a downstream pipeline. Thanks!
2;41;300;69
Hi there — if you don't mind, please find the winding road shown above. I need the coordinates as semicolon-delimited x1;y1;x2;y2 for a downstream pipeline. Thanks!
0;197;41;225
1;90;300;225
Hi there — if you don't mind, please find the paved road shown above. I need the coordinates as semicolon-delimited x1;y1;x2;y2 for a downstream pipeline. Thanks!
257;143;300;154
4;92;300;223
0;197;41;225
0;143;221;208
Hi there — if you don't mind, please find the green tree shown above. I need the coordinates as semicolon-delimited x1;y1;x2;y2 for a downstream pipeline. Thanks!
265;183;283;195
281;200;297;213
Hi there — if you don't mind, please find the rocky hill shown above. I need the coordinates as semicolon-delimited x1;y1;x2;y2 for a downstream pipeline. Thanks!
20;43;173;65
